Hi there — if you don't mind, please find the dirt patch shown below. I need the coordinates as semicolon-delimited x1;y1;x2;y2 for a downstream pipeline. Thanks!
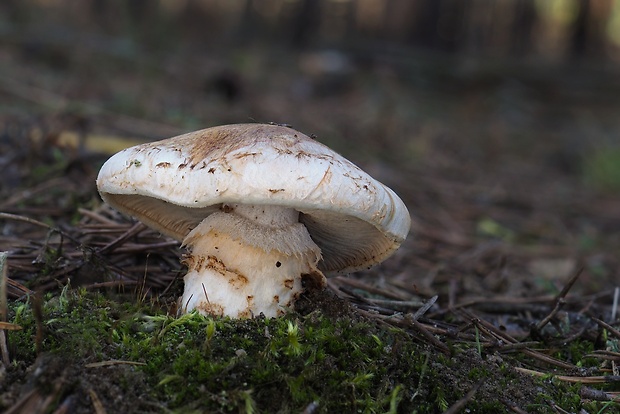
3;354;155;414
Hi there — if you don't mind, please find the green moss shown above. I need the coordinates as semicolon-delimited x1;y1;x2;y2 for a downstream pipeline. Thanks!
6;290;618;413
7;290;429;413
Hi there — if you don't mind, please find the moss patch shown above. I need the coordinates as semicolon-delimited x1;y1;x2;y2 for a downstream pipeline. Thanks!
2;288;609;413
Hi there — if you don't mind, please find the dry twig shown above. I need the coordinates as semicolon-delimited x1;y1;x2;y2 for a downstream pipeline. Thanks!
443;380;483;414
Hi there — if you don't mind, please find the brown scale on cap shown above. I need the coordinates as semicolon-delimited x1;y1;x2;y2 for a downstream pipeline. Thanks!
228;273;249;289
181;124;297;167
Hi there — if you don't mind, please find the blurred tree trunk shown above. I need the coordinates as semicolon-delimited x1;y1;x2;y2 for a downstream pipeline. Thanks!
290;0;321;48
407;0;466;53
511;0;537;56
570;0;590;58
407;0;443;50
569;0;610;60
238;0;259;43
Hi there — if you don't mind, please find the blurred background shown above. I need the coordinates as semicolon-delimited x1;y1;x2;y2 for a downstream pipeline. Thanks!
1;0;619;300
2;0;620;164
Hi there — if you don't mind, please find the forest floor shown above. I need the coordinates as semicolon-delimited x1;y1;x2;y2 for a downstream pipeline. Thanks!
1;21;620;413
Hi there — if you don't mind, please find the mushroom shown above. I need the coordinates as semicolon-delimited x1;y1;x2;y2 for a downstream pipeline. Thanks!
96;123;410;318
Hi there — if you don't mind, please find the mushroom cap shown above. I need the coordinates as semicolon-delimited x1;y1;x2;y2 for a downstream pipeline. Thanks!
96;123;411;275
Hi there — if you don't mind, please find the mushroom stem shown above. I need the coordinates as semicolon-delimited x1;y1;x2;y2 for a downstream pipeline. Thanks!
180;204;325;318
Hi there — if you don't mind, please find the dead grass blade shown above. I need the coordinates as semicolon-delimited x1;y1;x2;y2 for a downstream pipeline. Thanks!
84;360;147;368
516;366;620;384
404;313;451;355
591;317;620;341
535;267;583;332
443;380;483;414
88;389;107;414
0;322;22;331
1;251;9;366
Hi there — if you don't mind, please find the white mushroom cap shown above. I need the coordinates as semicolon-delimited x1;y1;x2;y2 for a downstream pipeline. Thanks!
96;123;411;275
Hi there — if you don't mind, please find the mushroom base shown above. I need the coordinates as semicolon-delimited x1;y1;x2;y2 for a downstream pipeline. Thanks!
180;205;325;318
